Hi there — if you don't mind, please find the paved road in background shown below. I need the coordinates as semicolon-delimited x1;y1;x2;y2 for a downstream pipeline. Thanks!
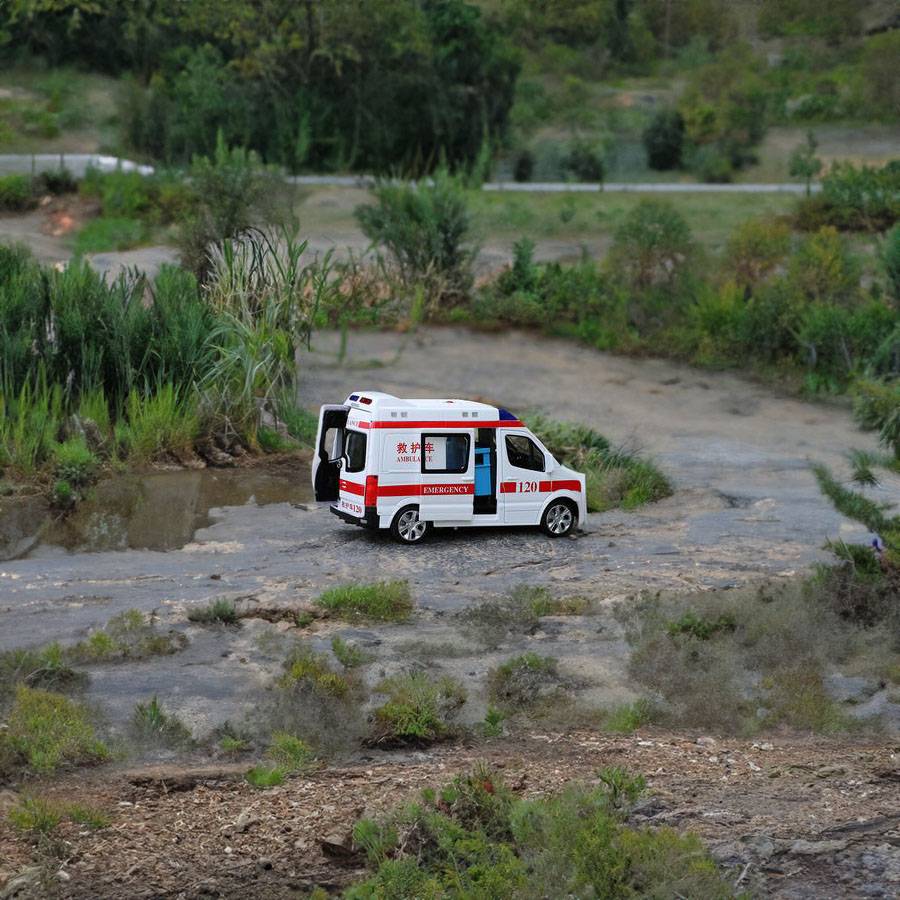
0;153;817;193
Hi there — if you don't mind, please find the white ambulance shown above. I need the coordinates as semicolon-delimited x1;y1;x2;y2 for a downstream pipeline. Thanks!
312;391;586;543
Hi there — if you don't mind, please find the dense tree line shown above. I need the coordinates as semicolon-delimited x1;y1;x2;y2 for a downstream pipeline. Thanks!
1;0;519;173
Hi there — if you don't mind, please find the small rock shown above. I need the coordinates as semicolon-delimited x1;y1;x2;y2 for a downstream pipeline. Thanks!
815;765;846;779
234;808;259;833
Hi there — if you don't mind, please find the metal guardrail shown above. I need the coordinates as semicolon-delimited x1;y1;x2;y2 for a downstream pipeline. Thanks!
0;154;820;193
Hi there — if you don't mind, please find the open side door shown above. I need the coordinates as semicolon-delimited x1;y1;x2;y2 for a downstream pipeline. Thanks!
312;405;348;502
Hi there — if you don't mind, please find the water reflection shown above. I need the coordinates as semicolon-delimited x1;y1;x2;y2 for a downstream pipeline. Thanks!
35;466;312;554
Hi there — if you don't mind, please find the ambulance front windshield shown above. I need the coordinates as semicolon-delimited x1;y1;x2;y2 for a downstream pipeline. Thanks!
344;429;367;473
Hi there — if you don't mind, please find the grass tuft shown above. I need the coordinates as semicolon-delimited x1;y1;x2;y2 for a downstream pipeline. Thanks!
371;672;466;746
1;685;108;773
246;765;286;789
187;598;239;625
130;696;193;749
316;580;413;622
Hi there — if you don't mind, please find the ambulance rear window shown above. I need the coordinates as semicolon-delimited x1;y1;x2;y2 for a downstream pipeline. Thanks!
344;430;367;473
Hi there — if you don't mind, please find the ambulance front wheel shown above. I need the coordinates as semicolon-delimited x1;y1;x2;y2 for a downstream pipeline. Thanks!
541;499;577;537
390;506;431;544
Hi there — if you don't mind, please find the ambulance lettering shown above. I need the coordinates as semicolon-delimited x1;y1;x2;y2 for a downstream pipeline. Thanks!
422;484;471;495
394;440;434;465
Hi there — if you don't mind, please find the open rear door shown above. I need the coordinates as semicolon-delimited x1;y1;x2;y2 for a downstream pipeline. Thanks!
312;405;348;501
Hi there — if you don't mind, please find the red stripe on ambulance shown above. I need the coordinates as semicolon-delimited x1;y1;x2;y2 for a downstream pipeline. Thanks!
500;479;581;494
341;480;475;498
377;483;474;497
370;419;523;430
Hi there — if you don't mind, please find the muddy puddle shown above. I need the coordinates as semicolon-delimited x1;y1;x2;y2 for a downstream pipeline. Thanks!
2;466;312;560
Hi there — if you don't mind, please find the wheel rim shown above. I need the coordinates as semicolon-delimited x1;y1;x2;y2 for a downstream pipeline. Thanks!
397;510;426;542
546;504;573;535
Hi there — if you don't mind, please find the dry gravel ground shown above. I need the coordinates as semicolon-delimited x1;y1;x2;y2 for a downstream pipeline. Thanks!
0;732;897;899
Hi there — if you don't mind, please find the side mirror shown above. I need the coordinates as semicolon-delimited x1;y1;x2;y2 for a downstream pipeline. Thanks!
544;454;553;473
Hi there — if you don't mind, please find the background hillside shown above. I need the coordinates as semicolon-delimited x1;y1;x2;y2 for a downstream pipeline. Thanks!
1;0;898;182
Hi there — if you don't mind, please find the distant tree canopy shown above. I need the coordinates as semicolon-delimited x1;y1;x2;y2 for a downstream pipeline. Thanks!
1;0;520;174
494;0;737;67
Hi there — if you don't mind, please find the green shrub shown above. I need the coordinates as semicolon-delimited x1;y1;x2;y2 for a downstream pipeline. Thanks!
356;169;475;308
482;706;506;737
643;109;685;170
256;425;295;453
268;645;366;756
316;580;413;622
603;699;653;734
246;765;286;789
274;394;319;446
606;199;697;328
1;686;108;773
666;611;737;640
177;133;288;279
119;384;200;462
268;732;315;773
0;174;36;211
488;653;562;711
372;672;466;746
53;437;97;487
280;647;353;699
725;218;791;290
130;696;193;749
853;379;900;460
800;161;900;232
346;767;733;899
563;138;605;182
884;224;900;300
861;31;900;122
187;598;239;625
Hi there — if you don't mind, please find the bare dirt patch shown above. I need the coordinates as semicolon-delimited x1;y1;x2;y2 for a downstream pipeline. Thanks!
0;731;896;898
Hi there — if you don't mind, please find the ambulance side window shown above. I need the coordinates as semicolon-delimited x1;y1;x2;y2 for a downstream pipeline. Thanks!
505;434;545;472
344;430;367;473
422;433;470;474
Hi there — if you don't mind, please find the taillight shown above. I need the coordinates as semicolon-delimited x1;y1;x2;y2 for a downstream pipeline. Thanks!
364;475;378;506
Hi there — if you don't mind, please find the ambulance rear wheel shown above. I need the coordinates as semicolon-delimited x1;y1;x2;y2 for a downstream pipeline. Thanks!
390;506;430;544
541;499;576;537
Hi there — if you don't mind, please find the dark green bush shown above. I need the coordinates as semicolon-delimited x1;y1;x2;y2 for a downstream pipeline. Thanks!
0;174;36;211
563;138;605;182
643;109;685;170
